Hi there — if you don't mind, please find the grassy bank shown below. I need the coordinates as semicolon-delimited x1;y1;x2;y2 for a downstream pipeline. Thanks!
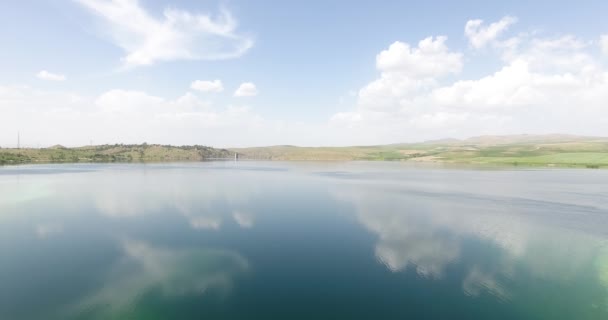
3;135;608;168
0;144;233;165
231;134;608;168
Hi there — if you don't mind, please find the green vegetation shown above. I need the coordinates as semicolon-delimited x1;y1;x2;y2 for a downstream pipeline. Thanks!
2;135;608;168
231;134;608;168
0;144;233;165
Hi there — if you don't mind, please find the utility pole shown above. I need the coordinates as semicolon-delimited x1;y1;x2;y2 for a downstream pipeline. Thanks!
17;131;20;149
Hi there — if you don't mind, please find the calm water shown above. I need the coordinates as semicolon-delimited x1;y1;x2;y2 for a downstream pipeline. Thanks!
1;162;608;319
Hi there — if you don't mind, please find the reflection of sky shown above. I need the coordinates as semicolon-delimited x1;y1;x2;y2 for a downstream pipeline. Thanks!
0;164;274;231
0;164;264;319
0;177;53;209
67;239;248;319
35;223;63;238
358;203;460;278
462;266;510;301
88;168;259;230
232;211;254;228
597;248;608;312
330;168;608;302
91;167;272;233
2;162;608;317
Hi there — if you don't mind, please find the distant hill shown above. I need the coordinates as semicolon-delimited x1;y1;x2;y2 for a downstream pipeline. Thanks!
2;135;608;168
455;134;607;145
230;134;608;168
0;144;233;165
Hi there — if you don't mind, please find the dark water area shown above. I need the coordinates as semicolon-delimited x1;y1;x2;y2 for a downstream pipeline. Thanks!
1;162;607;319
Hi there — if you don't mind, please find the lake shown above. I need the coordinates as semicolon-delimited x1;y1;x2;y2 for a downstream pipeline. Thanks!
1;162;607;319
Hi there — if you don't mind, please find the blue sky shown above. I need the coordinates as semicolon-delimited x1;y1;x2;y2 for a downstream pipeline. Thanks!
1;0;608;147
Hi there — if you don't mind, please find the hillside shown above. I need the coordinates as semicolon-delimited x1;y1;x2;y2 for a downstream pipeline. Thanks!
3;135;608;168
231;134;608;168
0;144;233;165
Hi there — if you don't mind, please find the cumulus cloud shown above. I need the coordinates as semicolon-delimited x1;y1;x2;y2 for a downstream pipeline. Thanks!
1;83;352;146
465;16;518;49
234;82;258;97
36;70;66;81
328;19;608;145
191;80;224;93
376;37;463;78
431;35;605;112
357;36;462;110
432;60;551;109
4;17;608;147
0;85;267;147
95;89;165;113
75;0;254;67
600;34;608;56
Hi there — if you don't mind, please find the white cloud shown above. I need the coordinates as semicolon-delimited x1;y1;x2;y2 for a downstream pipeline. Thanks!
95;89;165;113
513;36;593;72
234;82;258;97
328;23;608;145
76;0;254;67
4;18;608;147
465;16;518;49
172;92;211;111
432;35;603;111
191;80;224;93
1;83;359;147
600;34;608;56
36;70;66;81
0;85;269;147
376;37;463;78
358;36;462;111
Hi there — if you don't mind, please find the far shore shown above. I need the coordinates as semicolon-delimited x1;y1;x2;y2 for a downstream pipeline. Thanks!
2;134;608;169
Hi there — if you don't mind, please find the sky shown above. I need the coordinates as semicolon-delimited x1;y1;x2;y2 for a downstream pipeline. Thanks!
1;0;608;148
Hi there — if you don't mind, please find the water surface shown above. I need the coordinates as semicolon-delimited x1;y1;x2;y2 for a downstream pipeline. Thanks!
1;162;608;319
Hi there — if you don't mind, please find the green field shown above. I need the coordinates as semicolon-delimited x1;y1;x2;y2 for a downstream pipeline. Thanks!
2;135;608;168
463;153;608;167
0;144;233;165
231;134;608;168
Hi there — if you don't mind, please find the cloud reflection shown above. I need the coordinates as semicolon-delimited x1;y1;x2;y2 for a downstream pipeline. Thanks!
71;239;248;318
364;210;459;278
462;266;510;301
35;223;63;238
190;215;222;230
85;168;259;231
332;180;608;301
232;211;254;228
333;188;460;278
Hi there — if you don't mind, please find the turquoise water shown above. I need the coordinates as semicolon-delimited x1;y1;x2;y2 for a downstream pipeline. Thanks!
1;162;607;319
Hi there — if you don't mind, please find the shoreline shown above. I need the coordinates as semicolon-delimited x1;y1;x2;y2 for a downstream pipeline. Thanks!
0;158;604;169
